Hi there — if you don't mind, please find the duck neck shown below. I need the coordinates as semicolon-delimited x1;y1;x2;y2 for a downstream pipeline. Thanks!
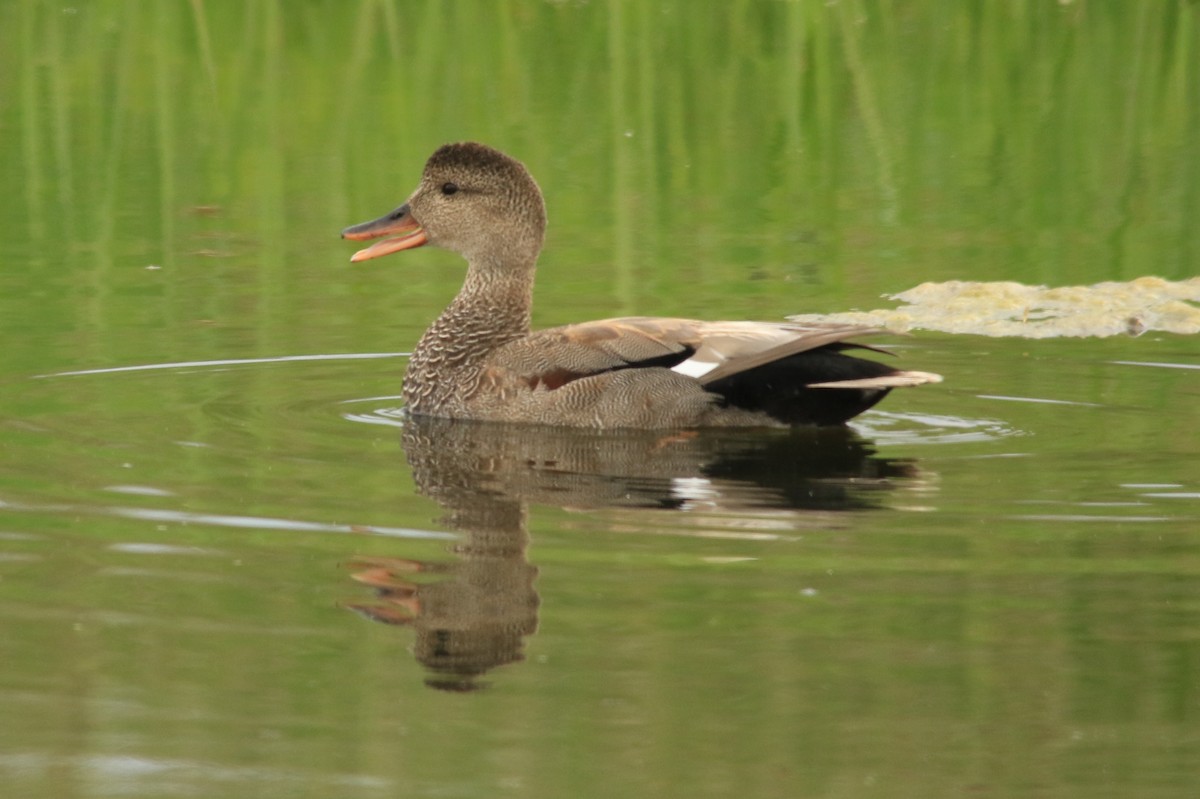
404;260;536;409
443;260;535;343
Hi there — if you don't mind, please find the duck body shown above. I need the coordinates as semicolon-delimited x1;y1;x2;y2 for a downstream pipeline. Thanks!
343;142;941;429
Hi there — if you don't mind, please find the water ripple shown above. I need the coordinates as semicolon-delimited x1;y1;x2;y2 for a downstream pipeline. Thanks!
34;352;406;379
855;410;1023;445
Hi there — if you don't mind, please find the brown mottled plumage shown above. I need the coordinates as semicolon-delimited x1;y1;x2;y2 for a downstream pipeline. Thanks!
342;142;941;428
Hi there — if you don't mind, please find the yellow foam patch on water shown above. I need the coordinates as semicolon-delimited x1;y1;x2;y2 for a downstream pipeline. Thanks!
790;277;1200;338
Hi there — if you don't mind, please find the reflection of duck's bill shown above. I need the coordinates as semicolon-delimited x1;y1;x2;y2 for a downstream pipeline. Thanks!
341;203;428;262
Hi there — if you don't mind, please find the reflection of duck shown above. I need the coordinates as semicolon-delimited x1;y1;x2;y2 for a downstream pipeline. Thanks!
400;417;921;513
342;142;940;428
345;498;537;694
345;418;925;690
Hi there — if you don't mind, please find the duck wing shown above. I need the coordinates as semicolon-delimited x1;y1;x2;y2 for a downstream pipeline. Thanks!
490;317;704;389
488;317;940;426
689;321;942;425
492;317;929;388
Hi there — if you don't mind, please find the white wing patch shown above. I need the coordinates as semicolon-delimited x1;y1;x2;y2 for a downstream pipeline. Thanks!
670;322;801;380
672;356;721;379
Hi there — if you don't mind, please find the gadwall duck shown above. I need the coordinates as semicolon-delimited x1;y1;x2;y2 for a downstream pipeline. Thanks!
342;142;941;428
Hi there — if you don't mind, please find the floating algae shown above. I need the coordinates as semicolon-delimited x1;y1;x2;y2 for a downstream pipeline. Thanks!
790;277;1200;338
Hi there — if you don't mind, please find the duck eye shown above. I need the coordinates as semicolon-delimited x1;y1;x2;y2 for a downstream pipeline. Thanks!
441;182;459;196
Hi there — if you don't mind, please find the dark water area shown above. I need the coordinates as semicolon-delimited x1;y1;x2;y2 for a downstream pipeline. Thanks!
1;2;1198;797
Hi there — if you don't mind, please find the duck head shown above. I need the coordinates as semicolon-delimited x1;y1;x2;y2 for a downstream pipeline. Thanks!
342;142;547;269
